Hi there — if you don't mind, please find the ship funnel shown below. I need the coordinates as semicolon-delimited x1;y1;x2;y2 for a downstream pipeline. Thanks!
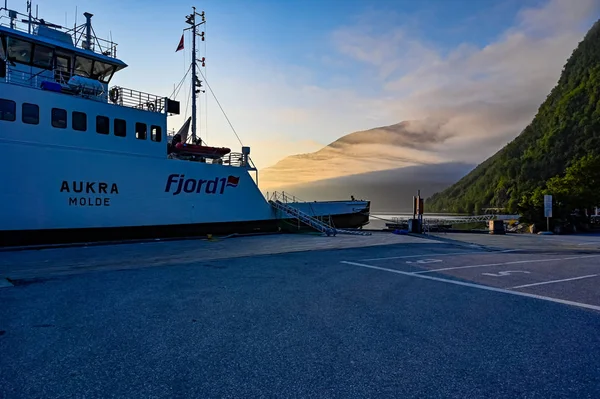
83;12;93;51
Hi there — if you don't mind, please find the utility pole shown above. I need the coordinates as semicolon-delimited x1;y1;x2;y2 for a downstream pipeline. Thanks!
185;8;206;143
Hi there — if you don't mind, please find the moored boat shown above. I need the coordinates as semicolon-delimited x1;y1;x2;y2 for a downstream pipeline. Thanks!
0;2;370;246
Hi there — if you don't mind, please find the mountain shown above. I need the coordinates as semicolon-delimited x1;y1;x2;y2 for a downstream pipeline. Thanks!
427;19;600;215
267;162;475;213
260;120;451;189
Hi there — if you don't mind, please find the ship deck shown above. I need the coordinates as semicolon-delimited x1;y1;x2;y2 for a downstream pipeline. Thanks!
1;232;600;398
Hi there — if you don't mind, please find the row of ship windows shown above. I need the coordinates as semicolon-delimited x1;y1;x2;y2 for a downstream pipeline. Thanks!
0;98;162;142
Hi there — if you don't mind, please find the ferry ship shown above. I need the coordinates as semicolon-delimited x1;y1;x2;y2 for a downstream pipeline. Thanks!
0;3;370;246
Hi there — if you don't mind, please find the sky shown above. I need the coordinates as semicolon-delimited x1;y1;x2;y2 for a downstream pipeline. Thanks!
17;0;600;170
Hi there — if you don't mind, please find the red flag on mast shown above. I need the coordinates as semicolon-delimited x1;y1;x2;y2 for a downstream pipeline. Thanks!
176;34;184;52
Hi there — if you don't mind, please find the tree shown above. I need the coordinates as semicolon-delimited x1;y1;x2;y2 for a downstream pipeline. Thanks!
546;153;600;211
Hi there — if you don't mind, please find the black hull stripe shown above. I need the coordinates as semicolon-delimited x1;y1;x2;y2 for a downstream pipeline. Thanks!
0;213;369;249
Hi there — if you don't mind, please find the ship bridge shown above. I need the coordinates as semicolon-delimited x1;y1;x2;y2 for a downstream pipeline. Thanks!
0;6;178;114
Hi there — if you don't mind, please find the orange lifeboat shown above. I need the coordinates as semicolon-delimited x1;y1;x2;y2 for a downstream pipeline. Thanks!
174;142;231;158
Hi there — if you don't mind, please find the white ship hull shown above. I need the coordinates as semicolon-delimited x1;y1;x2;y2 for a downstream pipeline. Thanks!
0;12;369;246
0;84;368;246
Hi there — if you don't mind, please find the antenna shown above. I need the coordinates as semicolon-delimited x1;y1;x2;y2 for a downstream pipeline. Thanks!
26;0;31;34
184;7;207;144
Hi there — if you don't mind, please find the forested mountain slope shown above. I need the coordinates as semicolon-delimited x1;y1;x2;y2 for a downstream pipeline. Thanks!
427;19;600;214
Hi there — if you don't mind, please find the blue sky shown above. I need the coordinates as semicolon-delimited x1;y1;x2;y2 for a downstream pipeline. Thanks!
15;0;600;171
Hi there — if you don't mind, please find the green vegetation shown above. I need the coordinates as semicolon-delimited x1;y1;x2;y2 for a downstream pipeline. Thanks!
427;20;600;222
518;153;600;227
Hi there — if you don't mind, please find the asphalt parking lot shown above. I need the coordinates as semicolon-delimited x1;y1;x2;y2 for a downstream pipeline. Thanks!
342;247;600;311
1;233;600;398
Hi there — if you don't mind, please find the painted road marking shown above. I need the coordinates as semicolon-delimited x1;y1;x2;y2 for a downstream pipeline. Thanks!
362;249;519;262
482;271;531;277
340;261;600;312
509;274;599;289
413;254;600;274
405;259;443;265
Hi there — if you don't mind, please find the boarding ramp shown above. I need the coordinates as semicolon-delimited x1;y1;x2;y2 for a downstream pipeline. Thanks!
268;192;371;236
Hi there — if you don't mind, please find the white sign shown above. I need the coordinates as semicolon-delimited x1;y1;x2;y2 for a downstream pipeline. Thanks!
544;195;553;218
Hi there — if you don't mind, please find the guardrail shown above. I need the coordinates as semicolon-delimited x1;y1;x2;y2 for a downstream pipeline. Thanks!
108;86;164;113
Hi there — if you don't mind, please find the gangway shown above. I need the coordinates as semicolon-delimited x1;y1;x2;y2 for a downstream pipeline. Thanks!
390;214;496;226
268;192;371;236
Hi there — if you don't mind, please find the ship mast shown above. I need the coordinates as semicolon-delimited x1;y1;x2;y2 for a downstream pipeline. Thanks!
185;7;206;144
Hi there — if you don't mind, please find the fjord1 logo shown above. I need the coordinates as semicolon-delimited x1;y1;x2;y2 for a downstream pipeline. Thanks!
165;174;240;195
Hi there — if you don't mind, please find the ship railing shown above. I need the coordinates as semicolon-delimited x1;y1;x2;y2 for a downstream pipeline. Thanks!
108;86;165;113
2;69;168;113
4;68;46;89
0;8;118;58
218;152;256;169
267;191;325;220
390;214;495;225
267;191;307;204
3;67;109;100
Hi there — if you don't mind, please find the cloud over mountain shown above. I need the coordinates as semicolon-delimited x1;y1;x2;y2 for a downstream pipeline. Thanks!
258;0;599;190
260;120;451;188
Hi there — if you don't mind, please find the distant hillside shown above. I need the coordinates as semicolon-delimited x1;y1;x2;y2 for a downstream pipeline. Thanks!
427;19;600;214
268;162;474;213
260;120;451;189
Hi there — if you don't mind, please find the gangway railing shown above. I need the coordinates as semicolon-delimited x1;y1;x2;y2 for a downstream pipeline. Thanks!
268;191;371;236
391;214;496;226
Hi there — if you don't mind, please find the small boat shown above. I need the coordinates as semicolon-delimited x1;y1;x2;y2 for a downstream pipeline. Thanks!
173;143;231;158
167;117;231;159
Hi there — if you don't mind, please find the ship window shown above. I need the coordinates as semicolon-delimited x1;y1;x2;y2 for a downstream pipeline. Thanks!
151;125;162;142
0;99;16;122
0;36;5;59
0;37;5;78
114;119;126;137
51;108;67;128
96;116;109;134
135;122;147;140
73;112;87;131
54;54;71;83
32;44;53;69
6;37;32;64
74;56;93;78
93;61;115;83
22;103;39;125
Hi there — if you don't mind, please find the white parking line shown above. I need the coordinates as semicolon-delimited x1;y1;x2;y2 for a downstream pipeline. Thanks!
340;261;600;312
413;254;600;274
510;274;598;289
362;249;519;262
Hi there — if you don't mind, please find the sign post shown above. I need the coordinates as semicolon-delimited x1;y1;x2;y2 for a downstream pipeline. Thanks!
544;195;553;232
